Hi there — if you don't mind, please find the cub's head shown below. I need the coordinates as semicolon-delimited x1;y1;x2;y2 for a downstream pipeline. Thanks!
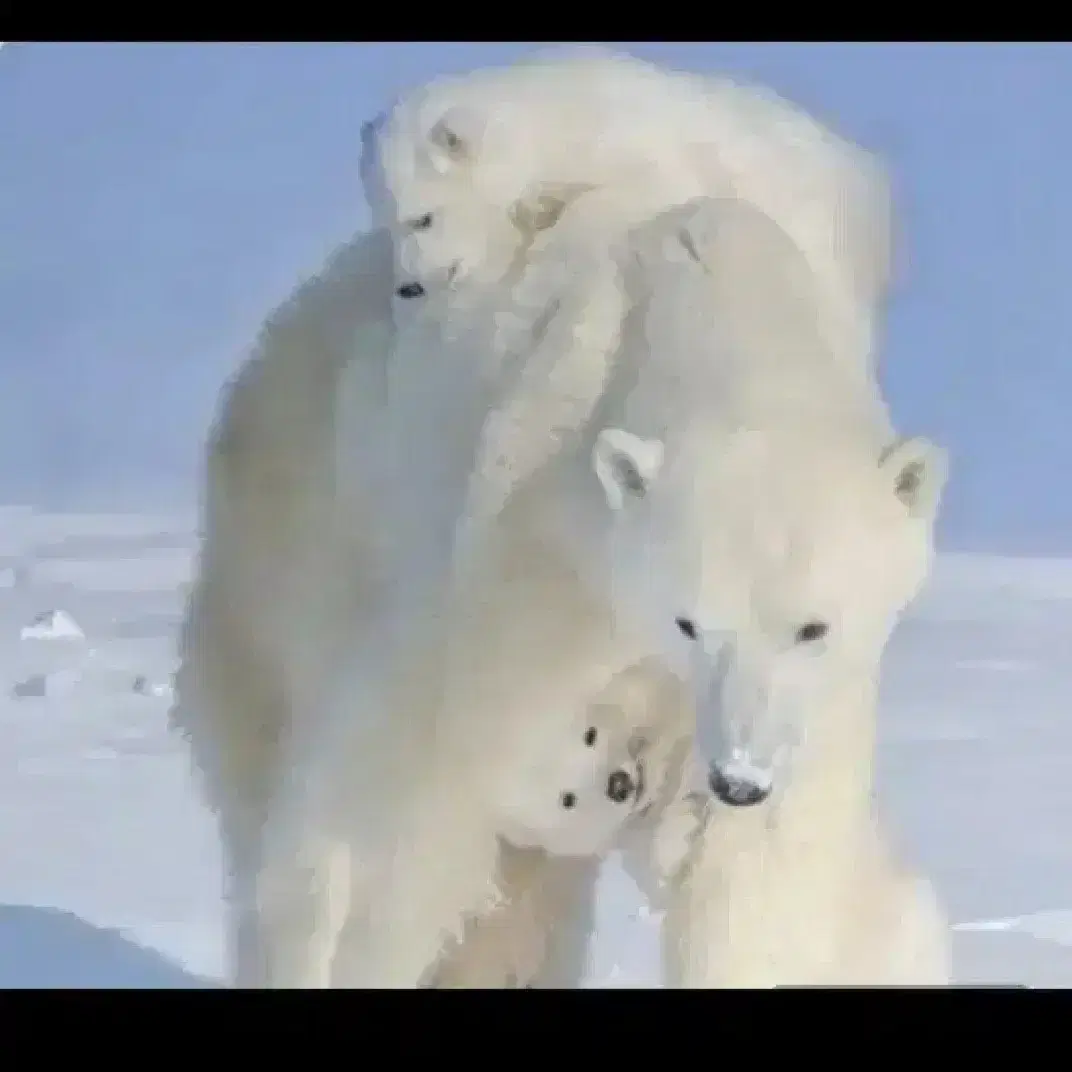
496;706;648;858
360;94;576;302
591;423;948;806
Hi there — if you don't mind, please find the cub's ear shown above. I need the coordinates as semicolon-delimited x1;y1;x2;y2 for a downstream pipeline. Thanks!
880;436;948;519
593;428;665;511
425;105;485;173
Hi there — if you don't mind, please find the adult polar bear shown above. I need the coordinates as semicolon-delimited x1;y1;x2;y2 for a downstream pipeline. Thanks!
172;195;946;989
174;51;941;986
330;49;943;989
340;190;947;989
171;224;621;988
175;220;685;988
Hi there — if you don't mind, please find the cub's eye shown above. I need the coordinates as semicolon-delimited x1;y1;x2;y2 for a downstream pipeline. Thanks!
408;213;434;231
675;617;698;640
560;792;577;809
795;621;829;644
583;727;597;747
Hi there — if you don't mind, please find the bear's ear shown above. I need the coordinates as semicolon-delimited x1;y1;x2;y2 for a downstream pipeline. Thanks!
880;436;948;519
425;105;484;173
593;428;665;511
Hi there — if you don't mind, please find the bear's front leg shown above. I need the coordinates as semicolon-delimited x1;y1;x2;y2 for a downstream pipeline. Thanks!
345;764;506;988
526;853;602;988
251;761;355;988
347;510;626;987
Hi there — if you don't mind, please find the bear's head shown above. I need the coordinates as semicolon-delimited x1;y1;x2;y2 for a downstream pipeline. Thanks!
591;423;946;809
583;197;948;808
360;82;584;304
496;705;649;858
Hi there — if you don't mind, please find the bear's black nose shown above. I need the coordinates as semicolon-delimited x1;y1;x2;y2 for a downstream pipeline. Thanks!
396;281;425;299
606;769;635;803
707;765;772;808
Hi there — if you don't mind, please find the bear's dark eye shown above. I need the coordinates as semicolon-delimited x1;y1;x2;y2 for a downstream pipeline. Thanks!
560;792;577;809
795;621;829;644
583;727;597;747
409;212;434;231
675;617;698;640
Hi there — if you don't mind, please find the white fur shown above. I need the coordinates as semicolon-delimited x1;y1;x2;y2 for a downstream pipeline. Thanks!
328;195;946;988
171;225;694;989
429;662;697;989
174;66;939;985
498;659;697;858
171;230;602;988
362;46;890;369
361;49;893;568
497;700;647;859
629;675;951;986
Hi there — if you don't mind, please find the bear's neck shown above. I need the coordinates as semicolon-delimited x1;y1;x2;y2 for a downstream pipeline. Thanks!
672;668;885;987
513;450;637;639
763;669;880;849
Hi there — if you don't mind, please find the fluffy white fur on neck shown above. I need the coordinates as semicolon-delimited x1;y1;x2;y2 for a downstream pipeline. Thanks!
638;669;950;988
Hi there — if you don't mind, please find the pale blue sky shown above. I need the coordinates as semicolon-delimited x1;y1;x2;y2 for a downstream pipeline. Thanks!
0;43;1068;551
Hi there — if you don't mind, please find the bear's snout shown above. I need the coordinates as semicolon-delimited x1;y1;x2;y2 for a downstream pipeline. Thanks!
396;281;425;299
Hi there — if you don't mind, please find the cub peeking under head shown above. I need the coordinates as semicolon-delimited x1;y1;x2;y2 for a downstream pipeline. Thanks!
427;664;696;988
494;662;697;858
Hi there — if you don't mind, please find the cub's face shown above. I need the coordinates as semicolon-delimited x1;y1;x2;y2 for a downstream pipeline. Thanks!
360;101;552;303
496;713;647;858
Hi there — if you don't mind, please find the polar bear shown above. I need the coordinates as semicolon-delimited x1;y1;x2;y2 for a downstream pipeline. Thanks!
496;656;698;860
429;661;697;988
175;186;944;989
361;46;890;370
361;46;894;564
314;195;946;989
173;217;704;988
171;226;645;988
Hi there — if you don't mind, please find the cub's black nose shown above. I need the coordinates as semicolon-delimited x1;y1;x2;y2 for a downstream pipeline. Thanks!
396;281;425;299
606;769;635;803
708;766;772;808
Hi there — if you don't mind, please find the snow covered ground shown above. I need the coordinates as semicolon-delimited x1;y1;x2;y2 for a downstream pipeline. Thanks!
0;504;1067;987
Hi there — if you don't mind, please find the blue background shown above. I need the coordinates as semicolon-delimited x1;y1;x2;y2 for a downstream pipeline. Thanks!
1;43;1066;551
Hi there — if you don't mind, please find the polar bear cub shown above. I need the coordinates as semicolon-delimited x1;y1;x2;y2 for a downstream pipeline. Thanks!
430;661;697;989
427;705;650;988
360;45;890;365
359;46;718;300
495;701;650;859
496;661;697;858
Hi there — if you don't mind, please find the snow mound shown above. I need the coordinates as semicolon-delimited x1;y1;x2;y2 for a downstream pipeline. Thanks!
20;609;84;641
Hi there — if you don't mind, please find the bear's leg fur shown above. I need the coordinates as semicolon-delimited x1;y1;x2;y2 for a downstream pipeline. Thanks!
526;854;601;988
252;764;356;988
426;844;600;989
